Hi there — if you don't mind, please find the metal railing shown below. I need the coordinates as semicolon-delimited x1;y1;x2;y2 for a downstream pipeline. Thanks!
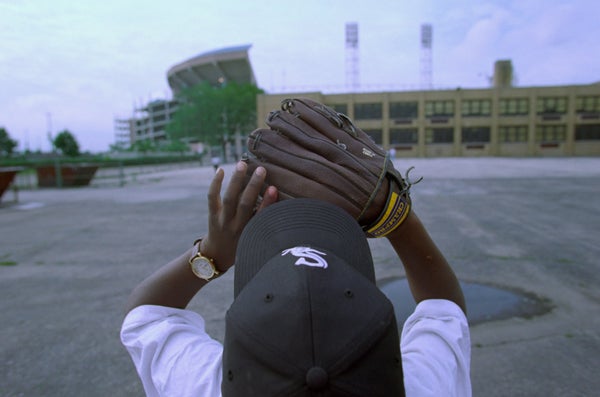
10;161;204;190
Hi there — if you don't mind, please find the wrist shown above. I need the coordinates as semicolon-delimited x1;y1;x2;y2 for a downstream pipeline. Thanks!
189;238;224;281
385;210;418;242
198;237;230;273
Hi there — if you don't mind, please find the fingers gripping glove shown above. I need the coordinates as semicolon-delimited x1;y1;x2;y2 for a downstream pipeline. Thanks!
245;98;421;238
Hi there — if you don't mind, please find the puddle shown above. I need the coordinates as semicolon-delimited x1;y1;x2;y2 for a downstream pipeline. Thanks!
379;278;553;326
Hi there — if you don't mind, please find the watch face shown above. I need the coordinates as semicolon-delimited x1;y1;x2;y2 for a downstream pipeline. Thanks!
191;257;215;279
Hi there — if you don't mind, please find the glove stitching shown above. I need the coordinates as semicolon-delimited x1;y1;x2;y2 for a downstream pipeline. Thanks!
275;117;380;179
256;138;369;211
357;154;390;224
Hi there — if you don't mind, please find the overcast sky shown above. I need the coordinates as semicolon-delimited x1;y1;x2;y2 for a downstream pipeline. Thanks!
1;0;599;153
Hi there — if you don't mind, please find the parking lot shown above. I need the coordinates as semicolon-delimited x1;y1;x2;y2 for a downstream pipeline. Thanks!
1;157;599;396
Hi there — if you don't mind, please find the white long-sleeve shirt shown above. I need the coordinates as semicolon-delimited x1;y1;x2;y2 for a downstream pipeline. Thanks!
121;299;471;397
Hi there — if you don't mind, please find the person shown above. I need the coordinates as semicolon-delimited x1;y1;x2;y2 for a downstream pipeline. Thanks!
120;161;471;396
210;152;221;171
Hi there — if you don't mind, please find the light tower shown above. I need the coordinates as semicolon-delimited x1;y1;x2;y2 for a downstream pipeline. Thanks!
345;22;359;91
420;23;433;90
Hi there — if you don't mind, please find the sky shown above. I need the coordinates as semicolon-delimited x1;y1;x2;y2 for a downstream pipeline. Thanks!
1;0;599;153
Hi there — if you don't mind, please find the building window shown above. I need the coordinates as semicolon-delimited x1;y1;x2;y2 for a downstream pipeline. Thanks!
462;99;491;117
425;128;453;143
535;125;566;142
537;97;568;115
425;100;454;118
389;101;418;119
149;103;166;112
354;103;382;120
575;96;600;114
575;124;600;140
499;98;529;116
499;126;528;142
462;127;490;143
390;128;418;144
328;103;348;115
363;129;382;144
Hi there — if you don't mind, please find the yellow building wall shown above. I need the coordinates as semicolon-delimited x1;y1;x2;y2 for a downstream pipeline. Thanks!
257;82;600;157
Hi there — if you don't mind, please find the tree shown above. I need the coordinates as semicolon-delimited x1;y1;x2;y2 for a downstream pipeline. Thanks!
0;127;18;157
167;82;264;151
130;139;156;154
162;139;189;154
53;129;80;157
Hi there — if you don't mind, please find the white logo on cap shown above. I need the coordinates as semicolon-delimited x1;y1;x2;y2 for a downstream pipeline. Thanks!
281;247;328;269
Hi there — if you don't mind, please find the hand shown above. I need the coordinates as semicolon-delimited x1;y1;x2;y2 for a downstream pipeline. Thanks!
245;98;414;238
201;161;278;272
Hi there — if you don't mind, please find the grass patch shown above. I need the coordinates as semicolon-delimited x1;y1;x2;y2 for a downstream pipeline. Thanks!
0;260;17;266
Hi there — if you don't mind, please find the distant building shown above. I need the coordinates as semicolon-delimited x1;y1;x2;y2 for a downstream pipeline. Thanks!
115;45;255;149
116;48;600;157
113;117;134;149
129;99;179;145
167;44;256;95
257;62;600;157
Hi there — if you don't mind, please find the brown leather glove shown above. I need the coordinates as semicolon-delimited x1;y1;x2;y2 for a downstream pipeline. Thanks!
245;98;420;238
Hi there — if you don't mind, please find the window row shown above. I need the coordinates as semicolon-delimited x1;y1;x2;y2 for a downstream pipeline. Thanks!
327;96;600;121
363;124;600;145
576;96;600;113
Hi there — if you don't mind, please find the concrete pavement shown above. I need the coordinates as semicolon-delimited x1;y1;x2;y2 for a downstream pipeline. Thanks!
1;157;599;396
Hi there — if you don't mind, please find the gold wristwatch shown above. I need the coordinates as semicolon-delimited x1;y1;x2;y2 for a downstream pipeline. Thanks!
189;238;221;281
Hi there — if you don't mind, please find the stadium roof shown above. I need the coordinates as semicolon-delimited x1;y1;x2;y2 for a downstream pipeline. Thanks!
166;44;256;94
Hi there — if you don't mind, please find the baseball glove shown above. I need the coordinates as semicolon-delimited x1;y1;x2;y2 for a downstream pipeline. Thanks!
244;97;421;238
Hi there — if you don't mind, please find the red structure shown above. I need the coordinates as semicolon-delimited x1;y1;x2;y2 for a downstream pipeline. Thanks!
0;167;22;200
35;164;98;188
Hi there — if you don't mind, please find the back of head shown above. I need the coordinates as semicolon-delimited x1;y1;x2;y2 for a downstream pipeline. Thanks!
222;199;405;396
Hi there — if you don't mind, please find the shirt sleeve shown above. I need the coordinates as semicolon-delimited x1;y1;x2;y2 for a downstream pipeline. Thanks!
120;305;223;397
400;299;472;397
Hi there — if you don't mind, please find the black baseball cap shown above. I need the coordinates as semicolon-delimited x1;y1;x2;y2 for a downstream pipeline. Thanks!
222;199;405;396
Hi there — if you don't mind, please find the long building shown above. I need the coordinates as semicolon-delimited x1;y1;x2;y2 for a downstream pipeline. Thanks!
257;81;600;157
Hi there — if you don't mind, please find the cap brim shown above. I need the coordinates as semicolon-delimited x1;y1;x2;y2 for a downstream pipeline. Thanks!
234;198;375;297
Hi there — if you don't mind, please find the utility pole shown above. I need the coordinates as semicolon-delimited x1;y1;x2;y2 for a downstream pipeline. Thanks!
46;112;54;152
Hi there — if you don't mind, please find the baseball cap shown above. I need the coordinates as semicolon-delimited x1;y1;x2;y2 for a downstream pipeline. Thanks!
222;198;405;396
